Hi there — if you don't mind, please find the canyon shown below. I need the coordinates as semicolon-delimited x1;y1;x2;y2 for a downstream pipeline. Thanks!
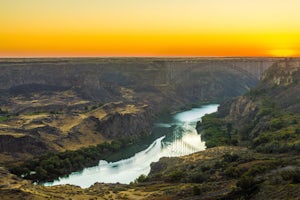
2;57;299;200
0;57;278;162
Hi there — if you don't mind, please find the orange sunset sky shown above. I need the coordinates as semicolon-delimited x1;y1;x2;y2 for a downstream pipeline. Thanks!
1;0;300;57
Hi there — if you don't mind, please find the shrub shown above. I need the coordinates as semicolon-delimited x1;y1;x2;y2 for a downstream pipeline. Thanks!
223;153;239;163
168;170;185;182
236;175;258;196
246;165;267;176
224;166;242;178
292;141;300;152
192;186;202;195
237;175;256;190
253;134;270;146
134;174;148;184
269;118;284;130
190;170;207;183
281;169;300;183
256;141;289;153
200;165;210;172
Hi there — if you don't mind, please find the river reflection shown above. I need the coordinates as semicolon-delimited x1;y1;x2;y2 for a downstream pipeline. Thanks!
44;104;218;188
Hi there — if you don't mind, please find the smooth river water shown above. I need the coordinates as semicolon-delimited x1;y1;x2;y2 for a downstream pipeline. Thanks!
44;104;219;188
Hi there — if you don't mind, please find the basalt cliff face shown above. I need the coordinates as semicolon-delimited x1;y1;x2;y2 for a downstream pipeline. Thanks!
191;59;300;199
0;58;278;162
0;58;275;111
216;58;300;141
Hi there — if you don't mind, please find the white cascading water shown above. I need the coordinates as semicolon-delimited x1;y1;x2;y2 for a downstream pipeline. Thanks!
44;104;218;188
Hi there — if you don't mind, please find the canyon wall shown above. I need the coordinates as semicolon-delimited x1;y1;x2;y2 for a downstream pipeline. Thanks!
0;58;280;109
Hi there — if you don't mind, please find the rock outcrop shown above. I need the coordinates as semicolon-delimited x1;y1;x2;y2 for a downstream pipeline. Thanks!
0;134;48;155
219;58;300;124
198;58;300;152
96;107;153;139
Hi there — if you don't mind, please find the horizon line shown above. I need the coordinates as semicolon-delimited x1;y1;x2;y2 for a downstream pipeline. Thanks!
0;55;298;59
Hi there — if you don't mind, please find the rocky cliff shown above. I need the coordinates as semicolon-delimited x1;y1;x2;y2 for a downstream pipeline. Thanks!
165;58;300;199
0;58;278;111
198;58;300;153
219;58;300;125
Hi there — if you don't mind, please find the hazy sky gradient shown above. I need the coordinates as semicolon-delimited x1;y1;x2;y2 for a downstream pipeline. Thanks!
1;0;300;57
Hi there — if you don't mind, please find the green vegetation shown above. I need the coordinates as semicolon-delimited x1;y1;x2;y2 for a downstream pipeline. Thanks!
198;95;300;154
243;87;300;152
0;115;10;122
199;113;237;148
232;174;259;198
9;137;138;183
83;103;104;113
25;110;64;116
188;65;300;199
49;110;64;115
145;149;300;199
252;113;300;153
248;96;300;153
0;108;11;121
167;170;186;182
280;169;300;183
131;174;148;185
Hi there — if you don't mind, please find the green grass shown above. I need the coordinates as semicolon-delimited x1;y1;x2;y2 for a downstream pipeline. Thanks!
0;115;10;121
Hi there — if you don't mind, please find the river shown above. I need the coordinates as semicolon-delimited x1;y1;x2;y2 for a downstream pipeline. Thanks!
44;104;219;188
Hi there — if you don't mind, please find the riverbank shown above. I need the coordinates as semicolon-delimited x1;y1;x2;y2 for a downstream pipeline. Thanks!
42;104;218;187
4;145;300;200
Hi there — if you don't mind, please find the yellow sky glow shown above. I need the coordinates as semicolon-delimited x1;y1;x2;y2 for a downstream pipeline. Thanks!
1;0;300;57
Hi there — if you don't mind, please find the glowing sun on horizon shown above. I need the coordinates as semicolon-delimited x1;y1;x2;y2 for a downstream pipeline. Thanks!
268;49;297;57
